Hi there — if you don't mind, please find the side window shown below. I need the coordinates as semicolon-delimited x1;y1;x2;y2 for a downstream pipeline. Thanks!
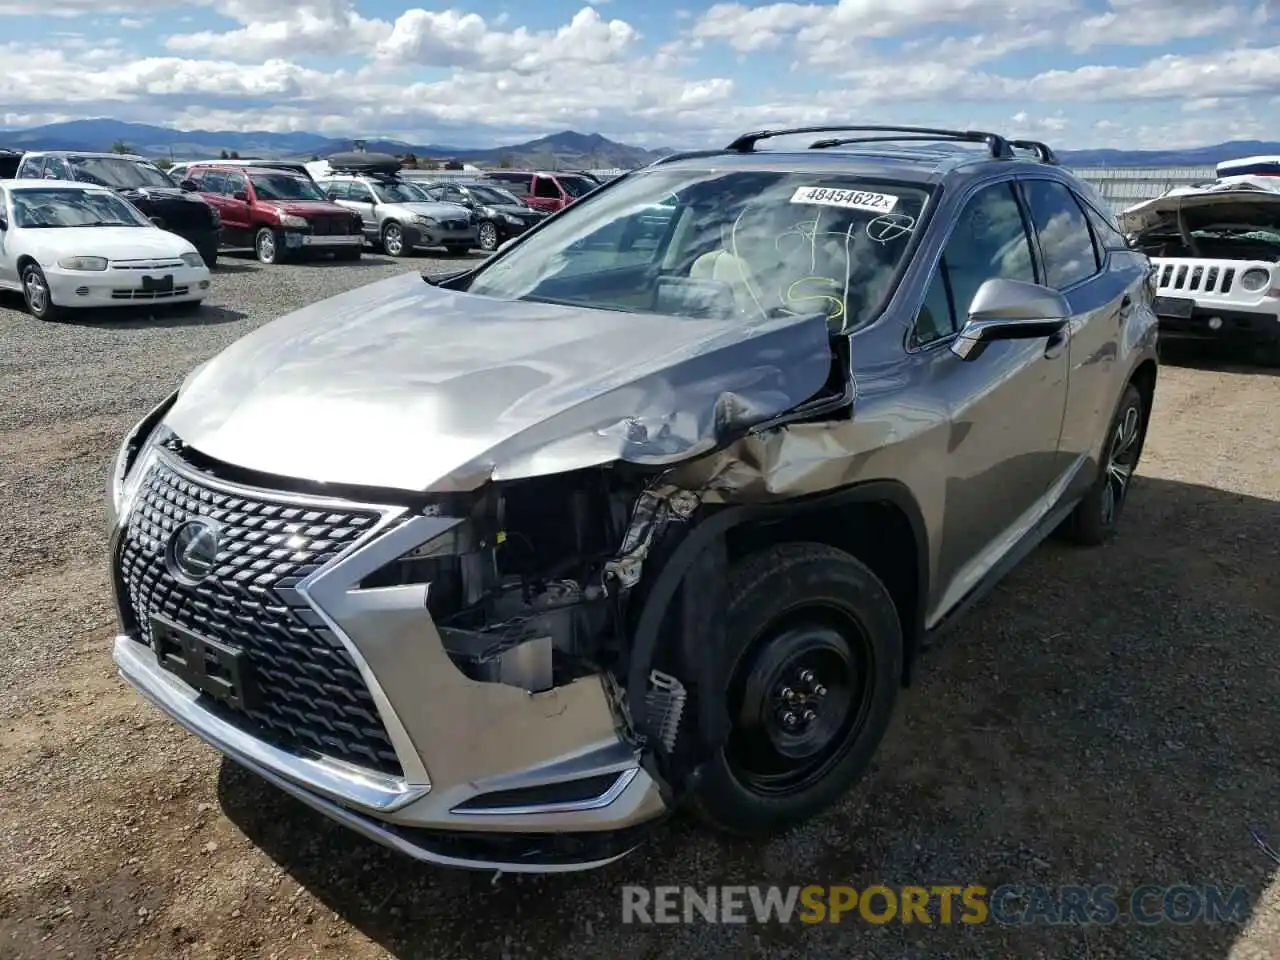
44;157;70;179
533;176;561;199
17;157;43;179
225;174;248;198
321;180;346;199
501;175;532;195
1079;196;1128;252
423;185;446;201
444;186;469;205
200;171;226;194
916;182;1036;344
347;181;374;203
1020;179;1100;289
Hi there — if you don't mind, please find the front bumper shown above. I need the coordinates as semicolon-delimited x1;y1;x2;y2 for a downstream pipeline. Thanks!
282;232;363;252
47;264;210;307
109;447;668;872
1156;304;1280;345
411;224;478;249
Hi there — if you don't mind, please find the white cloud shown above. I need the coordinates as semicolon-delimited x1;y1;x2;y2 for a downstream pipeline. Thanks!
0;0;1275;150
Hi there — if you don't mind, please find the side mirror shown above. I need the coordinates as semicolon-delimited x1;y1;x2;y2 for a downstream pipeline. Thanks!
232;190;248;202
326;190;339;201
950;277;1070;361
179;179;198;192
148;216;165;228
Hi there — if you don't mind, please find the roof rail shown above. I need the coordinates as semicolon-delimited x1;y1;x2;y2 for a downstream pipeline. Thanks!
647;149;730;167
726;125;1015;160
1008;139;1059;165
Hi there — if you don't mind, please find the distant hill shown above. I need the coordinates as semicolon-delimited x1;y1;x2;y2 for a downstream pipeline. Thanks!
1;118;1276;169
0;118;669;168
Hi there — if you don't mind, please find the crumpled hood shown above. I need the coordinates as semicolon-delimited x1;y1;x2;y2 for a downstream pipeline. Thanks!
165;271;834;492
1119;179;1280;235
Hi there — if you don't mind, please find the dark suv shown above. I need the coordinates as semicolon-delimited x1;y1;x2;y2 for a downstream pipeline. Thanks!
107;125;1158;874
15;151;222;267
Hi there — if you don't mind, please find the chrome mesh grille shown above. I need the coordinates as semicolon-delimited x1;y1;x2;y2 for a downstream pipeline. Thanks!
116;455;403;777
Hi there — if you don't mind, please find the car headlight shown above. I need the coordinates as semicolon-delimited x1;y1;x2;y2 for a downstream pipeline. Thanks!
502;214;522;225
108;390;179;528
58;256;108;271
1239;267;1271;292
414;216;438;227
278;213;309;228
180;252;204;267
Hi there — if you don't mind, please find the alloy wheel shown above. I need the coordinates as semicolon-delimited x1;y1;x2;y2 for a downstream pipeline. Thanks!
256;231;276;263
1102;401;1142;526
383;224;404;256
726;611;873;797
479;221;499;251
23;268;48;316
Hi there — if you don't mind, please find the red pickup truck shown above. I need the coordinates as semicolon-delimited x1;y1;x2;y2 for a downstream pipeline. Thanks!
479;170;599;214
179;163;365;264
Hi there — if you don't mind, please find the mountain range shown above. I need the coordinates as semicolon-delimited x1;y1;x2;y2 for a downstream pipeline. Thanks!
0;118;1276;169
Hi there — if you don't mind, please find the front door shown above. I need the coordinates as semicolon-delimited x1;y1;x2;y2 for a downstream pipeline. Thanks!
908;180;1071;618
342;180;379;237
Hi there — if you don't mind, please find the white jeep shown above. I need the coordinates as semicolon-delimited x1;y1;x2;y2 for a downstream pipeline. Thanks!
1120;175;1280;365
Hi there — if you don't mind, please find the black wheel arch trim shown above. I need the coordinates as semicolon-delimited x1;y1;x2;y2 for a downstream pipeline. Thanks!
625;479;930;771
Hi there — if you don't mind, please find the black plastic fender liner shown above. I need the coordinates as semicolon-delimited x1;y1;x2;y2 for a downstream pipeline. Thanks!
624;479;932;751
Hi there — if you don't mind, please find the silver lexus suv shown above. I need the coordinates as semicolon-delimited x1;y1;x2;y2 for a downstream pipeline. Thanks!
107;125;1159;873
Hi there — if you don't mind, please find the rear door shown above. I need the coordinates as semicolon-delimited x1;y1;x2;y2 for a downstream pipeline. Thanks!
342;179;379;236
1016;177;1127;494
221;171;254;241
905;179;1071;616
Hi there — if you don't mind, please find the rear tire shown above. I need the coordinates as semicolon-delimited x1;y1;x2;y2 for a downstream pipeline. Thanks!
689;542;903;837
1062;382;1146;546
21;262;63;321
197;241;219;269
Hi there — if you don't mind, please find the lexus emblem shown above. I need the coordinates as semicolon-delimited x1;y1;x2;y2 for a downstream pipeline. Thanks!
166;519;220;584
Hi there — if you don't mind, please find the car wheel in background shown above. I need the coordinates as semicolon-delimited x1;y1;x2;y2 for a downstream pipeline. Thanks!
255;228;282;264
477;221;499;252
1062;381;1147;546
21;262;63;321
381;222;406;257
689;542;902;837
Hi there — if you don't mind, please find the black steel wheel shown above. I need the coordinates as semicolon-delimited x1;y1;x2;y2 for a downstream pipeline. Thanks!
690;542;903;837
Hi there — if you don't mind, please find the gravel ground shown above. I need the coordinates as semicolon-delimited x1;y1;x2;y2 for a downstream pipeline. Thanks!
0;254;1277;960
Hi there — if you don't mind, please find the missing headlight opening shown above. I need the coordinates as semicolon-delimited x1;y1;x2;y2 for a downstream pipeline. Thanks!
359;469;696;712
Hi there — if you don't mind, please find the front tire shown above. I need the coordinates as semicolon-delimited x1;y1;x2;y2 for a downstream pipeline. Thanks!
690;542;903;837
255;227;282;264
21;262;63;321
477;220;500;252
381;222;407;257
1062;382;1147;545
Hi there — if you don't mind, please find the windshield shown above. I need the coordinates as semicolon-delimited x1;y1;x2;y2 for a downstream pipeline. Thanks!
462;169;931;330
67;156;175;189
12;188;150;228
372;180;427;203
467;184;523;206
249;173;326;201
558;176;596;198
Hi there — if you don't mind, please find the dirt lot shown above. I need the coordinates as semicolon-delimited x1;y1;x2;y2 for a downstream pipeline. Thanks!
0;254;1277;960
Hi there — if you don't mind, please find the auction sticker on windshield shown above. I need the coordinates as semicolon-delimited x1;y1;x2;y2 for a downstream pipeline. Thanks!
790;187;899;213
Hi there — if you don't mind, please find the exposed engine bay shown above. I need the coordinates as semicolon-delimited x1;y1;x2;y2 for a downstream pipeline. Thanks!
1131;229;1280;263
361;468;676;697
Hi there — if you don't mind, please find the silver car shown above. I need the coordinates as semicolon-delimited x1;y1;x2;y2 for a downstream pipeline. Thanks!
107;125;1158;874
318;173;478;256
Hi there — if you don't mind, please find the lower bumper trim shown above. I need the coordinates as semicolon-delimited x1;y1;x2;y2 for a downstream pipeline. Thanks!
112;634;427;815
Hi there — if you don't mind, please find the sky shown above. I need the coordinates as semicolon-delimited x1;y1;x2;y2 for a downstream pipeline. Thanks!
0;0;1277;149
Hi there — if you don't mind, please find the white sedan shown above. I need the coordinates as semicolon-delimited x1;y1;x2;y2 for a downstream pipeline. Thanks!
0;178;212;321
